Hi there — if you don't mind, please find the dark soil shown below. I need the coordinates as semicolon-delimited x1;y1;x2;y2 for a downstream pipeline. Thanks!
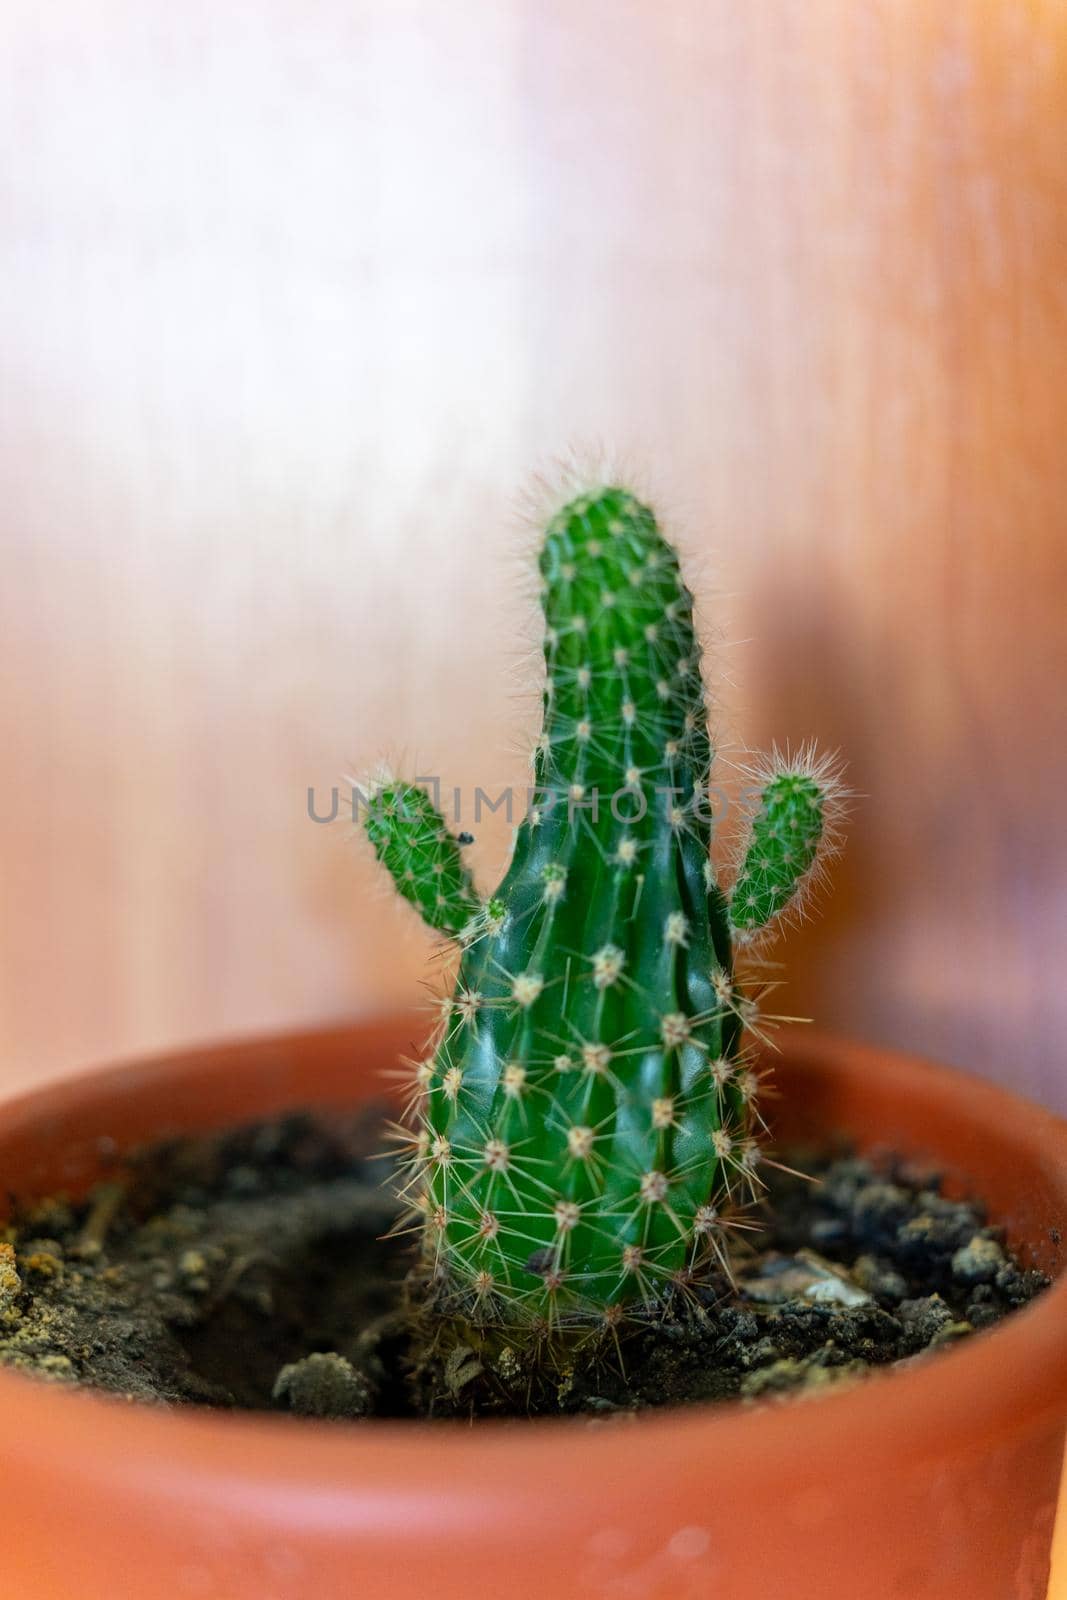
0;1107;1049;1421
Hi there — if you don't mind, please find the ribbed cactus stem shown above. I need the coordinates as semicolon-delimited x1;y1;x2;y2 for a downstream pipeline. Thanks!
363;479;845;1330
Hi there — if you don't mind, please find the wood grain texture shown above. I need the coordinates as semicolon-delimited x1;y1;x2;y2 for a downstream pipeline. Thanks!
1;1;1065;1123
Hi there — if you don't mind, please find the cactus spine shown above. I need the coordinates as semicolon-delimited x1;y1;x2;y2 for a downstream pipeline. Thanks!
364;480;845;1331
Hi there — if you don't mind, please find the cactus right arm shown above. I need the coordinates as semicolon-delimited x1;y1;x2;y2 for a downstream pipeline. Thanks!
728;750;847;940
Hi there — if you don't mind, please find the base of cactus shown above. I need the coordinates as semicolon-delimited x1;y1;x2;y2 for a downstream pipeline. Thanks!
0;1017;1064;1600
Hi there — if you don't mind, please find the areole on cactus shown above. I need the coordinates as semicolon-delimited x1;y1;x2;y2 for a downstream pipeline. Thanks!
363;473;846;1333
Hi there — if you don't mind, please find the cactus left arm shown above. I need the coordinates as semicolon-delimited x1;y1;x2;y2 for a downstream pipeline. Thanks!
363;780;480;939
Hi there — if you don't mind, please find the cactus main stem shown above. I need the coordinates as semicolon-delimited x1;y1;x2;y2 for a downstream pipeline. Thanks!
419;489;748;1323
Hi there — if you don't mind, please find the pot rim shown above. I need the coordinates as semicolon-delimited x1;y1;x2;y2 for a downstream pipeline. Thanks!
0;1021;1065;1514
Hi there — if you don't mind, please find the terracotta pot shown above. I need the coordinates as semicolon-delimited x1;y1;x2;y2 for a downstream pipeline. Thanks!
0;1019;1064;1600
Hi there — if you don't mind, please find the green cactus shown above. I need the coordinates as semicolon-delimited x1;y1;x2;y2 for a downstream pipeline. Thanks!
362;479;845;1332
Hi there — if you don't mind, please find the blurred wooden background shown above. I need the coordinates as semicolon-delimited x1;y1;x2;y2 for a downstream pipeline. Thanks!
1;1;1065;1110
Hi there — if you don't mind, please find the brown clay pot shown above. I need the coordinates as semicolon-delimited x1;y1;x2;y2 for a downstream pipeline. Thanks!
0;1017;1064;1600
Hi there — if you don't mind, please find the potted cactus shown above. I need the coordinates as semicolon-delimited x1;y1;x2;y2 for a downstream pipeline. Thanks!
362;482;847;1381
0;473;1064;1600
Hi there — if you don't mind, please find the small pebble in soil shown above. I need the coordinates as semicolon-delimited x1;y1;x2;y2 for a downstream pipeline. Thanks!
272;1352;372;1420
951;1235;1006;1285
0;1243;22;1328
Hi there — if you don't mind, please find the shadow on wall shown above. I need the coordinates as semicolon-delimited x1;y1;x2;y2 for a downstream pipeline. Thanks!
737;574;875;1054
741;547;1063;1111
